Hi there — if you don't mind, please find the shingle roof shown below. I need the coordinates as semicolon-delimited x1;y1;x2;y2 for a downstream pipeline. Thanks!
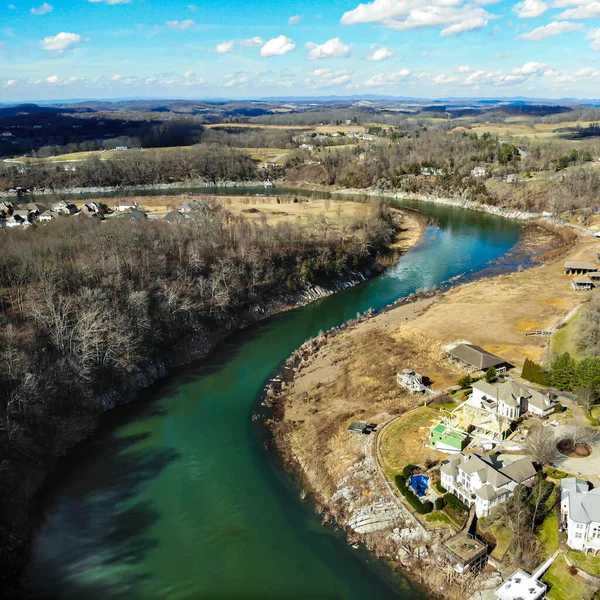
457;453;536;490
441;454;462;477
448;343;505;370
565;260;597;271
562;478;600;524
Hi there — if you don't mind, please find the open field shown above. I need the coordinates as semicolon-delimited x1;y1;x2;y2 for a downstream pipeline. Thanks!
80;194;385;221
566;551;600;576
551;307;583;359
379;406;444;477
459;120;600;143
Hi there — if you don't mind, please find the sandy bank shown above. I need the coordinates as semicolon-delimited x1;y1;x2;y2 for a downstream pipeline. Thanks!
268;221;589;598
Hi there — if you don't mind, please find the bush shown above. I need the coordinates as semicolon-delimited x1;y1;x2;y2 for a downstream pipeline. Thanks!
435;481;447;494
444;492;469;513
402;464;418;480
568;565;578;576
458;375;472;389
435;497;445;510
553;403;567;414
547;467;568;479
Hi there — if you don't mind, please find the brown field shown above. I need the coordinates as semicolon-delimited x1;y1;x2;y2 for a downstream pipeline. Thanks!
458;120;600;142
101;194;385;222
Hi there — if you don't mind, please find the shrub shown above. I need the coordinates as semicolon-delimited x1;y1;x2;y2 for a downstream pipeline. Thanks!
402;464;418;480
435;481;447;494
395;475;433;514
435;497;445;510
444;492;469;513
546;468;568;479
568;565;578;576
458;375;472;389
553;403;567;414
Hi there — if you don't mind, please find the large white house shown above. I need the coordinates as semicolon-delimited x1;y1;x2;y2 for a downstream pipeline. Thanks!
469;380;557;419
561;478;600;554
441;452;537;517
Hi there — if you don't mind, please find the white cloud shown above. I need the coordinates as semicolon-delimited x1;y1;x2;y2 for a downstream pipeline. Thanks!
306;68;353;88
512;60;547;74
8;4;16;9
260;35;295;57
433;73;459;84
240;36;264;47
512;0;548;18
111;74;123;81
166;20;196;30
518;20;582;40
40;32;83;52
365;69;410;86
46;75;60;83
184;70;193;77
188;4;197;11
88;0;131;4
4;79;16;87
553;66;600;83
555;1;600;20
288;15;302;24
341;0;494;36
457;65;471;73
366;46;394;61
216;40;235;53
31;2;53;15
306;37;352;60
587;27;600;50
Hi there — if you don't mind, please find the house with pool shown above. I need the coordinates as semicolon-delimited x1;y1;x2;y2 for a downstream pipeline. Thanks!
440;452;537;517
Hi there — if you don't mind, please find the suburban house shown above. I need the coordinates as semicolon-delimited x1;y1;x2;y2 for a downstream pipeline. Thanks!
440;452;537;516
443;341;507;372
51;201;78;215
396;368;428;393
561;478;600;555
119;209;147;221
37;210;54;222
430;423;469;453
441;528;488;574
494;569;547;600
564;260;597;275
469;380;557;419
114;201;139;212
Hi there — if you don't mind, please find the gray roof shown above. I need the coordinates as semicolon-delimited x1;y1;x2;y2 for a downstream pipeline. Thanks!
475;483;498;501
441;454;462;477
565;260;597;271
573;276;594;285
448;343;505;370
473;379;556;413
561;478;600;524
457;453;536;489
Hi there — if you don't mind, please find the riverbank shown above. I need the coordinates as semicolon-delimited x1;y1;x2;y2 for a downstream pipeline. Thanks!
266;219;584;599
2;206;426;597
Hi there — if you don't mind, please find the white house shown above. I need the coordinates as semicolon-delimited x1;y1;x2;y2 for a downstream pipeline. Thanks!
495;569;547;600
51;201;78;215
114;201;138;212
561;478;600;554
469;380;557;419
440;452;537;517
471;166;487;177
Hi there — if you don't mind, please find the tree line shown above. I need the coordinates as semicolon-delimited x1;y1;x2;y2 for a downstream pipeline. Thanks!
0;201;396;579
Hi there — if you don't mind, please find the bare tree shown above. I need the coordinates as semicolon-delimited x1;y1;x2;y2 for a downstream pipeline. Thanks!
525;426;559;466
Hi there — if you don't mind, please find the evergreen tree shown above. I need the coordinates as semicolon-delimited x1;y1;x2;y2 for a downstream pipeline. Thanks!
574;357;600;392
485;366;497;383
550;353;577;391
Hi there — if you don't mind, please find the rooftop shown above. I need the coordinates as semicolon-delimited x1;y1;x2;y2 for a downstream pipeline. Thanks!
447;343;506;370
565;260;597;271
442;530;487;565
494;569;547;600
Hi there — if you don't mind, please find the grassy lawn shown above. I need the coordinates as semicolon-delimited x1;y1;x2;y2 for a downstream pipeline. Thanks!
551;308;582;359
538;508;560;558
423;510;454;529
489;522;513;561
567;551;600;576
543;554;588;600
379;406;441;477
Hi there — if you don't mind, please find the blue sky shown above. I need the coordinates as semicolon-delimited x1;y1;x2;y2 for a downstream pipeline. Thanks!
2;0;600;101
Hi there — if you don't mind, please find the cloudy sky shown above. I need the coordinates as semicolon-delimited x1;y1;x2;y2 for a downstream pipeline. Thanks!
3;0;600;101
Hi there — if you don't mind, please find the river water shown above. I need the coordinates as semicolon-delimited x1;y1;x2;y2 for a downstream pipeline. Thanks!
23;196;520;599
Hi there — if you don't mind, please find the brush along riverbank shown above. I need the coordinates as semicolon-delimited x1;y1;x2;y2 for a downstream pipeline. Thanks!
264;221;582;599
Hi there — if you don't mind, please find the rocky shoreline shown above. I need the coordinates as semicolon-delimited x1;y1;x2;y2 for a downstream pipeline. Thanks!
259;219;574;600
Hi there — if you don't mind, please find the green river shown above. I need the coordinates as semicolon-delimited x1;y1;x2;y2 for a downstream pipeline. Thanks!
24;195;521;599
